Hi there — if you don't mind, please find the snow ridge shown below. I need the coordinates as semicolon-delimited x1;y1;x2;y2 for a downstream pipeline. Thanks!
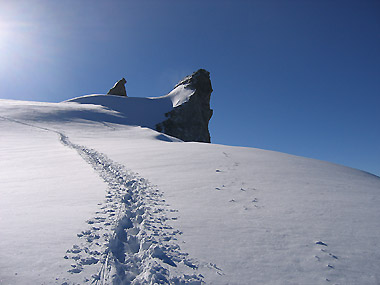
59;134;207;284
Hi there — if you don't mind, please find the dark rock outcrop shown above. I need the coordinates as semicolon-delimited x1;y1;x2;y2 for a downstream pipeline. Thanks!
156;69;213;143
107;78;127;96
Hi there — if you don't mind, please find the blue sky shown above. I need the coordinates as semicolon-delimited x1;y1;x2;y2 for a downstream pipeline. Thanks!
0;0;379;176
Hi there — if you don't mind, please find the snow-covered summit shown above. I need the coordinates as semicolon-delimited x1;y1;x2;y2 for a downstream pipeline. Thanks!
66;69;213;142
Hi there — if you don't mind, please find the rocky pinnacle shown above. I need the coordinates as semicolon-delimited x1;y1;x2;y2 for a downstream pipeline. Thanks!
156;69;213;143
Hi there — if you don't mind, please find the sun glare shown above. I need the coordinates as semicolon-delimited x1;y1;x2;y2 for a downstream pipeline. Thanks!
0;16;46;76
0;20;12;49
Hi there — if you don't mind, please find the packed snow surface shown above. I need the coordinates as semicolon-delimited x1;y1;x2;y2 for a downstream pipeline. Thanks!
0;95;379;285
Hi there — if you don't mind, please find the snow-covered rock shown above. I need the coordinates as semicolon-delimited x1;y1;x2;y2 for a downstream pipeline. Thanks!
156;69;213;143
67;69;213;143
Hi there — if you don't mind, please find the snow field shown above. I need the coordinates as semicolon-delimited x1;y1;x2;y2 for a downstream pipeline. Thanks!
1;97;380;284
0;120;106;284
72;128;380;284
59;133;209;284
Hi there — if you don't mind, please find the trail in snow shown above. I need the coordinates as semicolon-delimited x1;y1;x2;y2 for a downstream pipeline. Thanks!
0;115;218;284
215;151;262;211
314;241;340;283
59;133;209;284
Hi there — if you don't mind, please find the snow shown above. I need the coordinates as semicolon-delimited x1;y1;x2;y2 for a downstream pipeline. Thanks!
0;118;107;284
66;95;172;128
0;93;379;284
64;84;194;128
155;84;195;108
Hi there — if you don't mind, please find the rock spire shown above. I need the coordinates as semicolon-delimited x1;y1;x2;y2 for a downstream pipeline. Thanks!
156;69;213;143
107;78;127;97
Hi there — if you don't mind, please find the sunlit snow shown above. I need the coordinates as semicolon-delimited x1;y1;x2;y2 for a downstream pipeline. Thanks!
0;92;379;284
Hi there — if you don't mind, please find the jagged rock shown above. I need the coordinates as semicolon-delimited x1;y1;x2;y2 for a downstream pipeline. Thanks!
107;78;127;96
156;69;213;143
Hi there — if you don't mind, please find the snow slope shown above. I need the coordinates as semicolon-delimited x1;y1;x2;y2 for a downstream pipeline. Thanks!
0;94;379;285
65;84;194;128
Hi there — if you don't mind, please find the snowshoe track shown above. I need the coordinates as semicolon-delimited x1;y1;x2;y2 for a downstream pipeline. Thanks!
59;133;206;284
0;116;217;284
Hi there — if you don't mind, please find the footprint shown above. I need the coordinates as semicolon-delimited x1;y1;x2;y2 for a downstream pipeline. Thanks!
68;265;82;274
315;241;328;246
80;257;99;265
